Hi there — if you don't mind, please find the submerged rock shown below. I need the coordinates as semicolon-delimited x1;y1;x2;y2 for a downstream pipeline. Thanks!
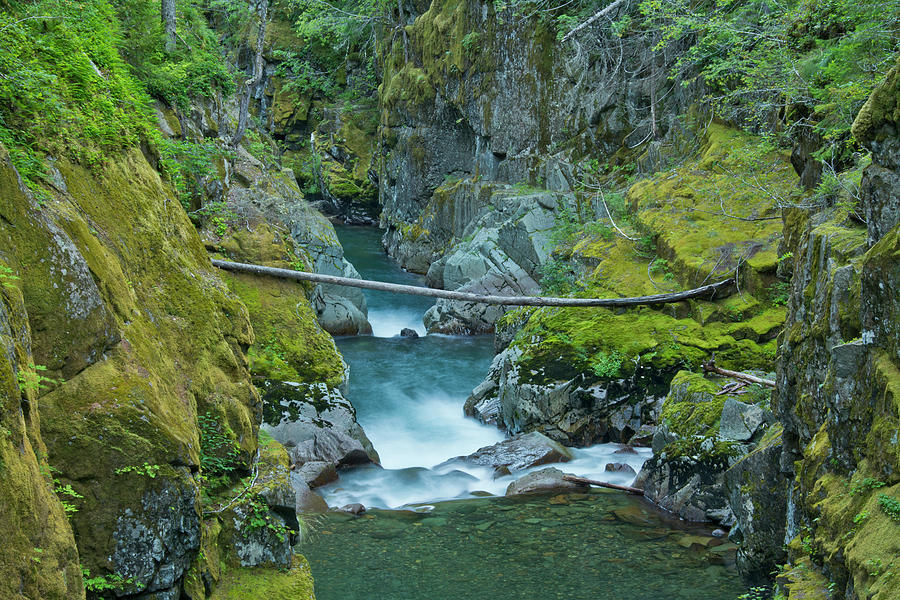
294;480;329;514
336;503;366;515
505;467;588;496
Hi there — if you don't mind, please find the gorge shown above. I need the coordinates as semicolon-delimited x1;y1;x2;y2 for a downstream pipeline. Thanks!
1;0;899;599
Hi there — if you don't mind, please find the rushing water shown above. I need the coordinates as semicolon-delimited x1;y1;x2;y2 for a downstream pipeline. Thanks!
303;225;743;600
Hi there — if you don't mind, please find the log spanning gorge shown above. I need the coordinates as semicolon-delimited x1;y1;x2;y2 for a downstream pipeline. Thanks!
295;226;745;600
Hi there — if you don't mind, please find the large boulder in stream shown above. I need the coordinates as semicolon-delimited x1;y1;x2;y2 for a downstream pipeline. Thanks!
505;467;588;496
449;432;573;474
261;381;379;471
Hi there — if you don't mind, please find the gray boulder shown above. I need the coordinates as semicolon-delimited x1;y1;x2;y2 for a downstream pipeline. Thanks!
465;346;666;446
719;398;771;442
419;186;573;334
294;461;338;488
454;431;573;473
605;463;636;476
261;381;379;467
505;467;588;496
634;452;736;524
229;504;292;568
725;424;788;583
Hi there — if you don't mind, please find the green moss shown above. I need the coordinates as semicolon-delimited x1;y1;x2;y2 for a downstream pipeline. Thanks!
0;144;262;585
627;124;795;296
852;54;900;146
213;222;346;389
208;554;315;600
511;302;776;386
0;283;84;600
660;371;728;438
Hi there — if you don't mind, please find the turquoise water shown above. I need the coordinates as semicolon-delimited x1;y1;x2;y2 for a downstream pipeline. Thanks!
304;493;741;600
308;226;744;600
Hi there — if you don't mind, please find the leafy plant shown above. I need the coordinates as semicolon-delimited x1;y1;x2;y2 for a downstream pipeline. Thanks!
0;0;158;191
243;496;294;542
158;139;232;211
81;567;134;593
44;465;83;516
0;265;19;289
16;363;60;393
590;350;624;378
461;31;482;57
639;0;900;160
878;493;900;522
849;477;886;496
114;462;161;478
768;281;791;307
539;257;576;295
198;412;241;483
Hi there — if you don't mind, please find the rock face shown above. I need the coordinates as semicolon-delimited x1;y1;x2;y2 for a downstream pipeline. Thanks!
0;278;84;599
207;138;372;337
419;183;572;333
634;371;777;528
378;0;697;262
374;0;707;334
465;345;668;446
0;144;260;598
764;56;900;599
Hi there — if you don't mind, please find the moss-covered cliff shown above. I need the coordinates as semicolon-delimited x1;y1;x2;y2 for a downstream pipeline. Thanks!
771;55;900;600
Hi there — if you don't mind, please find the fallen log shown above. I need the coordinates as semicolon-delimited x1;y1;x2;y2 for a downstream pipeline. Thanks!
210;258;732;308
563;475;644;495
702;359;775;388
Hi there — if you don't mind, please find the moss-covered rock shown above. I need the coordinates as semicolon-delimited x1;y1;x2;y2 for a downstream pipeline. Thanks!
207;554;315;600
0;281;84;600
635;370;775;527
627;124;795;297
210;221;346;389
770;57;900;600
0;143;260;598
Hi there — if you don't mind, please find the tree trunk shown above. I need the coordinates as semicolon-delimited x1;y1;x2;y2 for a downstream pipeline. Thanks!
210;258;734;308
232;0;268;147
161;0;176;54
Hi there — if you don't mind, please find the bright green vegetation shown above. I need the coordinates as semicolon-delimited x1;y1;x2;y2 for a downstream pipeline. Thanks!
207;555;315;600
638;0;900;162
116;0;235;109
0;0;156;190
512;125;787;387
158;140;234;211
212;222;347;388
0;0;238;196
271;0;385;99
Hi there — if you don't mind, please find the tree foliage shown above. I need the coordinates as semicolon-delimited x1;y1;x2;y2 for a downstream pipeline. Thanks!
638;0;900;159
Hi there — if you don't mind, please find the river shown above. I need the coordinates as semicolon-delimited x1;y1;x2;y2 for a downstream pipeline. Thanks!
302;225;744;600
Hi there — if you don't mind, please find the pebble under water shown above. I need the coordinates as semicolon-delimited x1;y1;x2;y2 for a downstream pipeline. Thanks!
305;225;744;599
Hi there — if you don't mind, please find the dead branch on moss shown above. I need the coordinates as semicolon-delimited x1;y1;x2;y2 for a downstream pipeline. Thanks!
702;358;775;388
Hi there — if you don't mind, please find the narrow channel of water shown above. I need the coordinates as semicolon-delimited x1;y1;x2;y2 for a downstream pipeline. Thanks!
304;225;743;600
